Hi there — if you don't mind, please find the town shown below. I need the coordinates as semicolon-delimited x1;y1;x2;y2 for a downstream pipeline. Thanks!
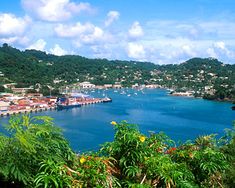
0;81;117;117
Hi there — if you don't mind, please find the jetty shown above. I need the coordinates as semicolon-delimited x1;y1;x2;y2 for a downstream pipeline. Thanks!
0;106;56;117
0;97;112;117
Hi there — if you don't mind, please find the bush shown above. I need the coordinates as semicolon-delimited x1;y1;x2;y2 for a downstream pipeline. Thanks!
101;121;228;187
0;116;234;187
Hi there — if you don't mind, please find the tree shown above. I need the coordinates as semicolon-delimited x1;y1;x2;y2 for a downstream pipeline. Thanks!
0;115;74;186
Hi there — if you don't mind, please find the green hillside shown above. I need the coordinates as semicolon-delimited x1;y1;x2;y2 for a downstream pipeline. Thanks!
0;44;234;101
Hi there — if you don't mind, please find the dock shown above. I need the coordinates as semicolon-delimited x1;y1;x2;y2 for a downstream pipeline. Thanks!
0;98;112;117
0;106;57;117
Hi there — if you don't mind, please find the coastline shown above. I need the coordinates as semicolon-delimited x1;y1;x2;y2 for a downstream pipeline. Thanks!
0;97;112;117
167;89;234;103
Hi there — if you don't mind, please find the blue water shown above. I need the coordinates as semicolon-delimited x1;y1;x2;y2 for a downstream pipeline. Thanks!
0;89;234;152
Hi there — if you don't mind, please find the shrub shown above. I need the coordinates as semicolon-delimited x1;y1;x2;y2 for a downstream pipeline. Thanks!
0;116;233;187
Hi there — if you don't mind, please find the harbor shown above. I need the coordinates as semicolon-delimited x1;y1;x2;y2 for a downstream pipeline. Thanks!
1;89;233;152
0;92;112;117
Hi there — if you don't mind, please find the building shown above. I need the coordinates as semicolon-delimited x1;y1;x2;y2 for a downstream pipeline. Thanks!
0;101;10;111
26;93;43;98
204;86;216;95
79;82;96;89
132;83;139;89
12;88;32;95
113;82;122;89
3;83;17;89
96;85;105;89
104;84;113;89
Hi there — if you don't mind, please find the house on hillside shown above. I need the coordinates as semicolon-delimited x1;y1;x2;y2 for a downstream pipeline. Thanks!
3;83;17;89
12;87;33;95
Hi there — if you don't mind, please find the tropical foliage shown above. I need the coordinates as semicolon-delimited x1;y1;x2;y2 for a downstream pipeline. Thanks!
0;115;234;187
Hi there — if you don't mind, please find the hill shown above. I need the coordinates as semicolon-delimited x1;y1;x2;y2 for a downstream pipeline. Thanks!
0;43;234;101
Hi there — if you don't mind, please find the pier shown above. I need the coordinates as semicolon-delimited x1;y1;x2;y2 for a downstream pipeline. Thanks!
0;106;57;117
0;98;112;117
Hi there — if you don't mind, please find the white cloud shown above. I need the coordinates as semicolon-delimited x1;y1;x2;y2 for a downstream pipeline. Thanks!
213;41;234;58
127;43;145;60
81;26;104;44
55;22;105;44
0;36;30;46
0;37;18;44
214;41;226;50
181;45;196;57
50;44;68;55
55;22;94;38
207;47;218;58
21;0;93;22
105;11;120;26
203;41;234;60
27;39;47;51
0;13;31;47
128;21;144;39
0;13;30;36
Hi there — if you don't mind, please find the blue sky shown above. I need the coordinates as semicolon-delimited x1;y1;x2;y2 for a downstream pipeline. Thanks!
0;0;235;64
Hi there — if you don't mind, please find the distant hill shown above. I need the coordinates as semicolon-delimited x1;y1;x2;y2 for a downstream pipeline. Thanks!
0;44;234;101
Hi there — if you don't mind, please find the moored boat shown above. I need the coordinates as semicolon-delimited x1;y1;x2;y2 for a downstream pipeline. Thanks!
56;97;82;109
57;103;81;110
102;97;112;103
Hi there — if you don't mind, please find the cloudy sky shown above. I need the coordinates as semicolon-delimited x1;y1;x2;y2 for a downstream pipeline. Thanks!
0;0;235;64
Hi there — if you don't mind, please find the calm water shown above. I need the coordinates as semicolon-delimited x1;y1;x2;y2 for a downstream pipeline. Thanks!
0;89;234;152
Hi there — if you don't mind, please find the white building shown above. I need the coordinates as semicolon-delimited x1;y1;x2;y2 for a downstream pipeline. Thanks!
79;82;95;89
104;84;113;88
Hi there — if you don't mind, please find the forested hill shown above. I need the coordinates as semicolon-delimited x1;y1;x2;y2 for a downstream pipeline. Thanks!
0;43;158;87
0;43;234;100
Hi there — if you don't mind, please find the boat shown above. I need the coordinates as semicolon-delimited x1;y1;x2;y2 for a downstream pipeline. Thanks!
56;97;81;109
57;102;81;110
102;97;112;103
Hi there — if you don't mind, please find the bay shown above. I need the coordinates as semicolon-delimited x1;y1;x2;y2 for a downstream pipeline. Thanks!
0;89;234;152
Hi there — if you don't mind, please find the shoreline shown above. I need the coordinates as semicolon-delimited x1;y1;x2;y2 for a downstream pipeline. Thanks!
0;97;111;117
166;89;234;103
0;106;57;117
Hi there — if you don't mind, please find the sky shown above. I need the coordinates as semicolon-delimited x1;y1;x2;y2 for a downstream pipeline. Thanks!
0;0;235;64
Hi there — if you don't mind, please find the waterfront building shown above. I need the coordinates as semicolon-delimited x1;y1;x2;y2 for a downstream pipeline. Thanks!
26;93;43;98
0;101;10;111
79;82;95;89
132;83;139;88
104;84;113;88
113;82;122;89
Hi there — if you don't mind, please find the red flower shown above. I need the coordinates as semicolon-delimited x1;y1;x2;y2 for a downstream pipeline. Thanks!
165;147;177;154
